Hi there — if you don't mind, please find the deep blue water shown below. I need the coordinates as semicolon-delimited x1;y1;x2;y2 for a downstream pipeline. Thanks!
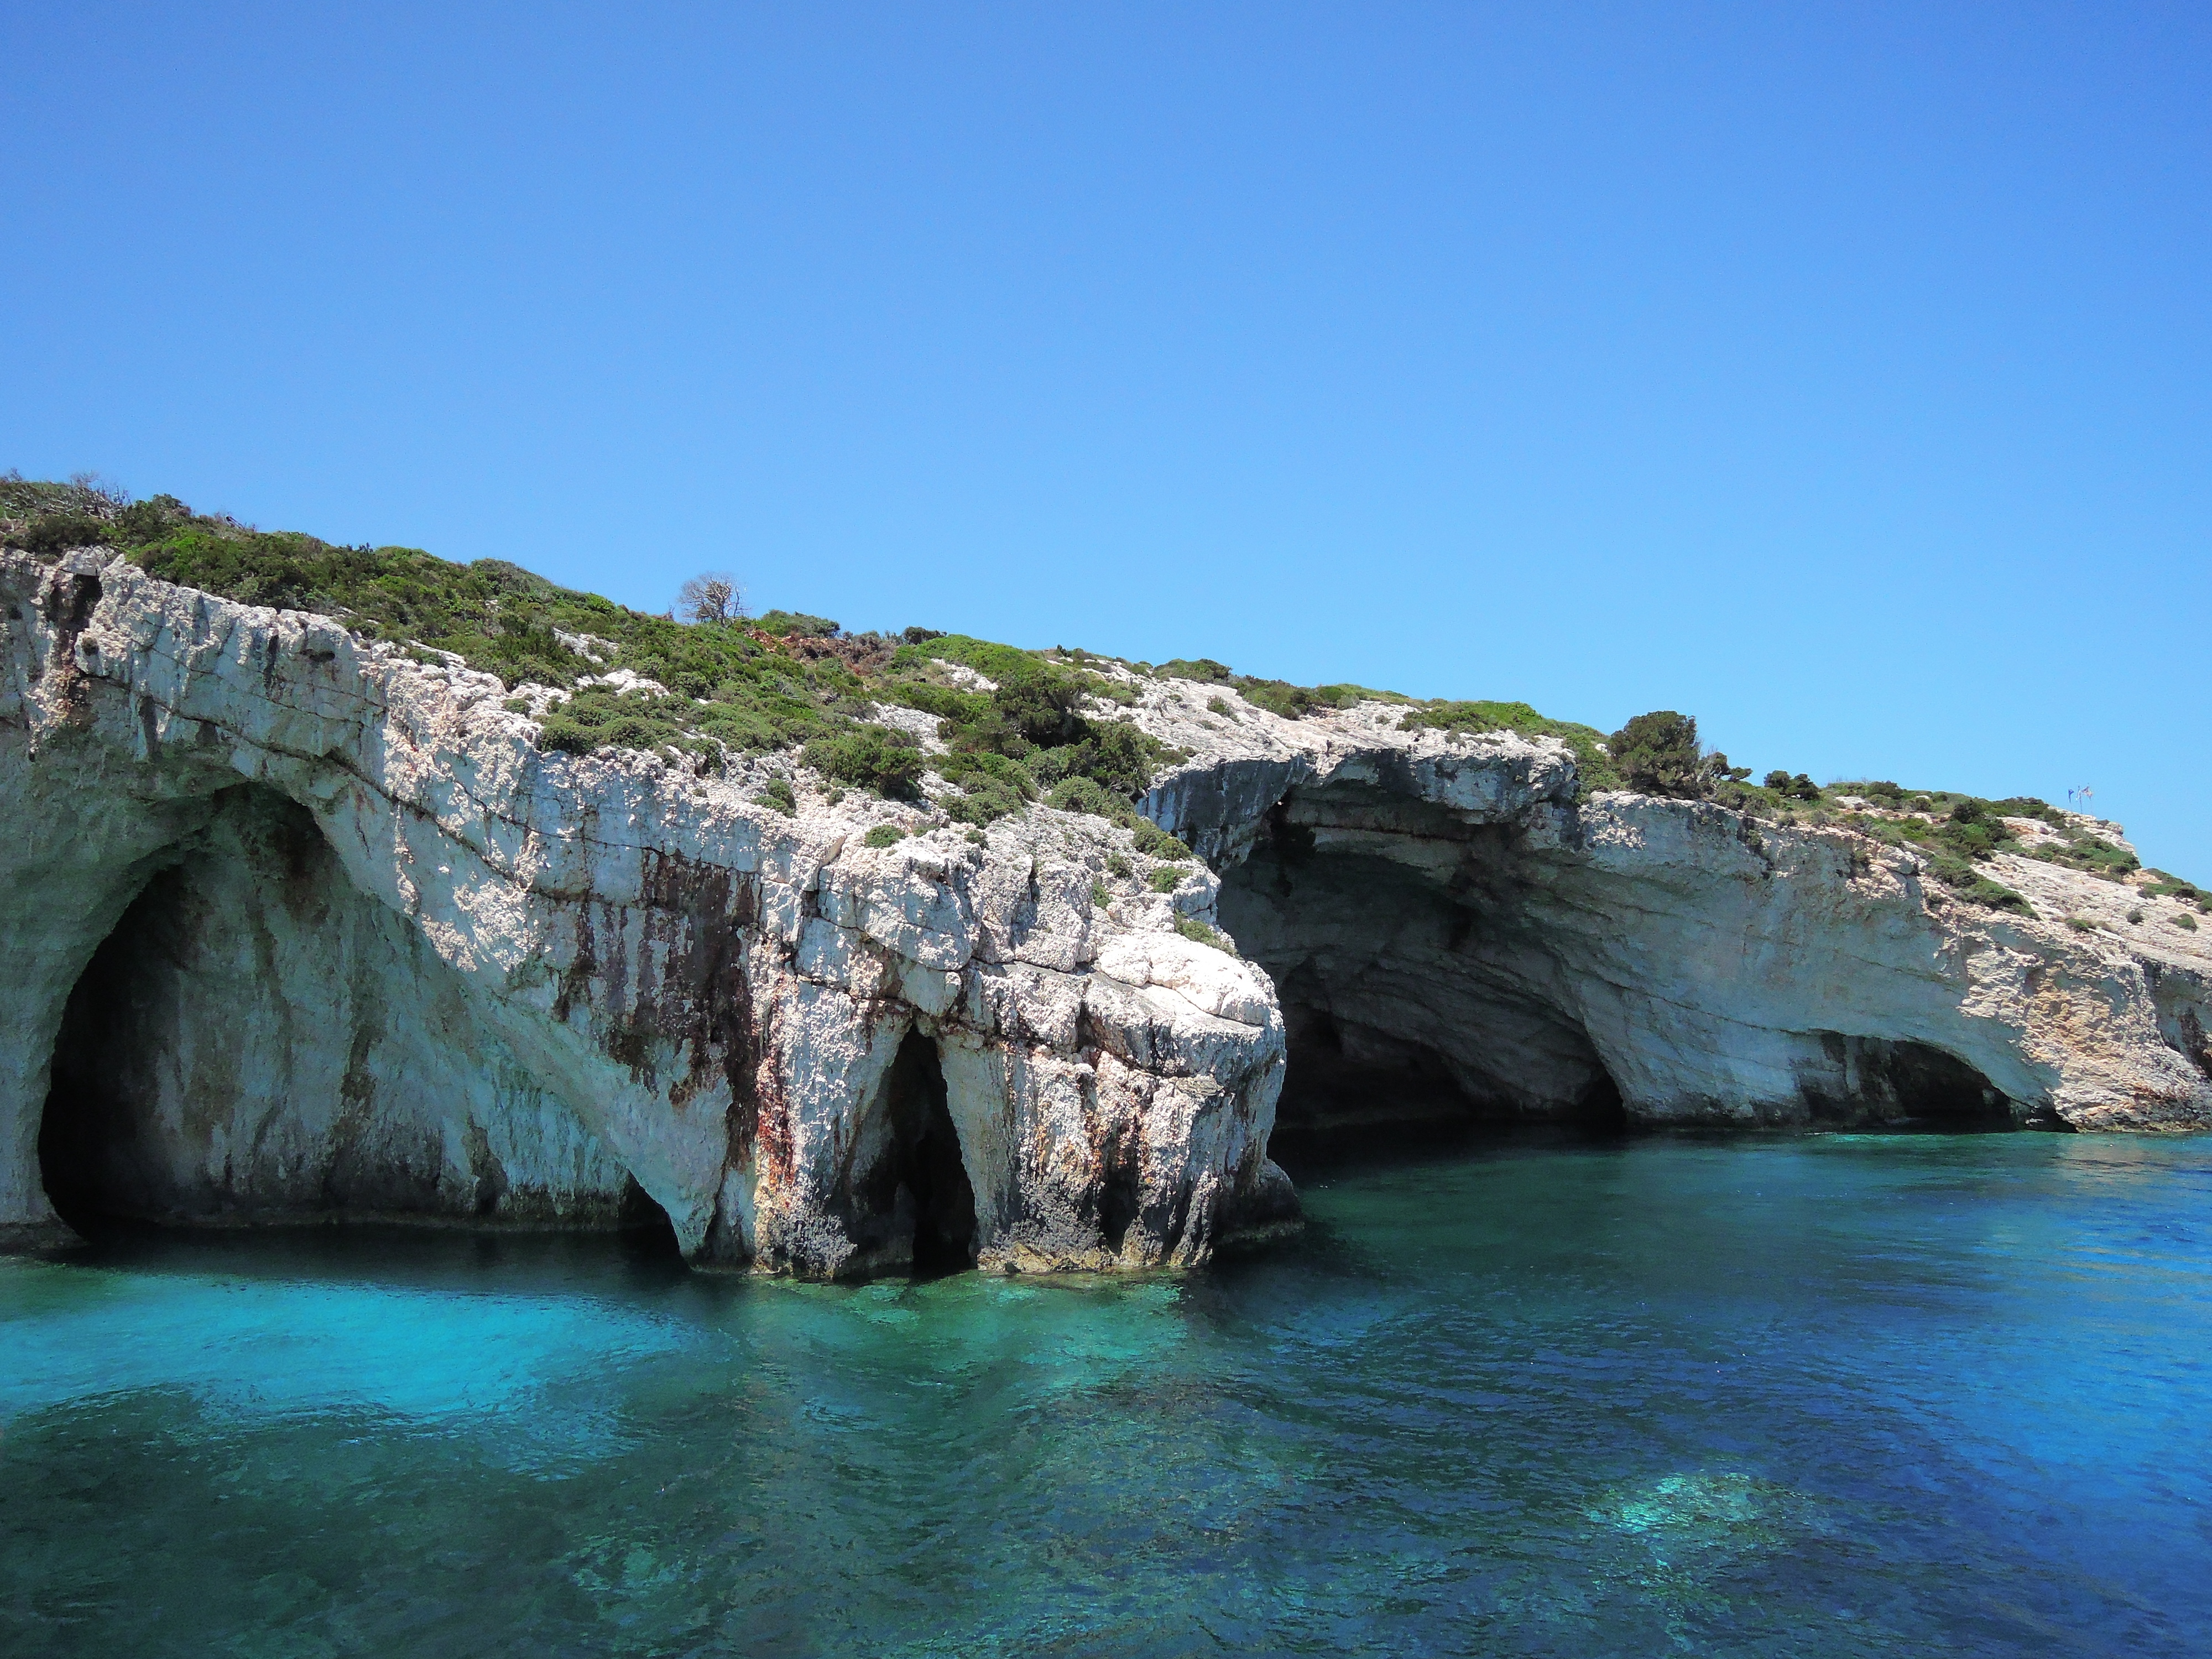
4;1130;2210;1657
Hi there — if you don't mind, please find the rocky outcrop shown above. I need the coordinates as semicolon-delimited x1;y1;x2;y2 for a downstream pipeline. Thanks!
4;550;2207;1266
1121;680;2212;1135
0;550;1289;1266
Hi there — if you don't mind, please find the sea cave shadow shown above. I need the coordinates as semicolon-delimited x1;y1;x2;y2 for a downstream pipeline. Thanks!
41;1209;692;1299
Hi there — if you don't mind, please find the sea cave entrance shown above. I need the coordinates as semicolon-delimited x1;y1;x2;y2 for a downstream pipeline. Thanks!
37;784;681;1240
854;1030;979;1278
1217;801;1629;1163
1212;789;2025;1151
1801;1035;2019;1129
37;863;182;1235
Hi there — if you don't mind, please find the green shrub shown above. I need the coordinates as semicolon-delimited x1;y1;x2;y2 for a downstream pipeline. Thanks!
754;610;840;638
1027;721;1167;798
941;778;1027;826
1237;680;1309;719
1207;696;1234;716
2174;912;2198;932
1992;796;2066;826
935;748;1037;826
1228;677;1384;721
1762;770;1822;801
1130;820;1192;859
1175;917;1235;953
1922;848;2031;912
2022;823;2141;880
901;644;1171;802
1157;658;1233;683
1397;700;1620;792
2128;908;2145;925
1610;712;1705;798
802;726;926;798
1042;777;1193;857
890;681;992;724
1045;775;1115;816
990;666;1091;747
1958;876;2032;914
2;512;113;556
1148;866;1185;893
862;823;906;849
1090;878;1112;909
2067;915;2096;933
536;688;707;758
757;778;797;815
1713;781;1783;813
1105;852;1132;878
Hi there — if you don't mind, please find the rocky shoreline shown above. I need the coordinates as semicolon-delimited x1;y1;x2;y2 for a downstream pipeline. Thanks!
4;547;2206;1272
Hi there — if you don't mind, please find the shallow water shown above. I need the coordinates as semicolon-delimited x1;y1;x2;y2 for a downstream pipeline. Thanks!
4;1131;2210;1657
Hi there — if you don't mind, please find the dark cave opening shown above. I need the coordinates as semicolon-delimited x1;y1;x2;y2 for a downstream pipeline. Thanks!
39;783;705;1243
617;1178;684;1255
1274;1001;1481;1135
1803;1035;2018;1129
1097;1160;1142;1254
869;1030;979;1277
1220;821;1631;1163
38;865;178;1236
1267;995;1631;1164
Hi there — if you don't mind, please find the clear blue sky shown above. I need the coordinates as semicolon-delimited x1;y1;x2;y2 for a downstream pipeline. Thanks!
6;3;2206;873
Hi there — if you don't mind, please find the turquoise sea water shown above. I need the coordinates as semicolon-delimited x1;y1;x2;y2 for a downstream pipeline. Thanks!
4;1131;2210;1657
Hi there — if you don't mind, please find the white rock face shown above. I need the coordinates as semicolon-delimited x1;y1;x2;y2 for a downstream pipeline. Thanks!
1119;674;2212;1136
0;552;1287;1265
3;554;2206;1264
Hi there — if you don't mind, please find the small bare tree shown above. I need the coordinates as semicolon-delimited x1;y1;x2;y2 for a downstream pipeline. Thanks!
676;571;746;623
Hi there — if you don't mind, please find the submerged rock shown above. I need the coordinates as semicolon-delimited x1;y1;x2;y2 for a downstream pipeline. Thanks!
2;548;2206;1267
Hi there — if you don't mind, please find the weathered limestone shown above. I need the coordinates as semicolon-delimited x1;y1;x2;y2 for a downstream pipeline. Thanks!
4;549;2206;1268
1123;681;2212;1134
0;551;1287;1266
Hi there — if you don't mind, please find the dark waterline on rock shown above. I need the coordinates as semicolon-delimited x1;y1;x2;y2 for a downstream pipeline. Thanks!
5;1131;2209;1657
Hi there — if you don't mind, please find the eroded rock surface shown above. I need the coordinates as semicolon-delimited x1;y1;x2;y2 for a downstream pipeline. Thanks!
1120;677;2212;1136
1;551;1287;1266
4;550;2207;1265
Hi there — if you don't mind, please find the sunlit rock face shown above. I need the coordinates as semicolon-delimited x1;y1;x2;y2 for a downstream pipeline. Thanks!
41;785;648;1230
0;551;1288;1268
3;548;2208;1269
1118;683;2212;1137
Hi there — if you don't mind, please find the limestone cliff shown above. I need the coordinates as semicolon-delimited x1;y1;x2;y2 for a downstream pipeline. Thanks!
1124;680;2212;1136
1;550;1289;1266
4;546;2208;1269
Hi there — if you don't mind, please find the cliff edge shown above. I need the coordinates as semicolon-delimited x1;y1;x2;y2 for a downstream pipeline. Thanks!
4;533;2206;1270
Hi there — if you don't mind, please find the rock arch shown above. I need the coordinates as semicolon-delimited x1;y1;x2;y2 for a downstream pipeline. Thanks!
1201;768;2072;1140
1794;1035;2018;1128
35;784;654;1235
1219;804;1630;1152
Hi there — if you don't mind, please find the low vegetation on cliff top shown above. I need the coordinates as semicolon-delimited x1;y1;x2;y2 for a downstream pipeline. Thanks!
0;474;1198;849
1591;707;2173;915
4;473;2160;911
